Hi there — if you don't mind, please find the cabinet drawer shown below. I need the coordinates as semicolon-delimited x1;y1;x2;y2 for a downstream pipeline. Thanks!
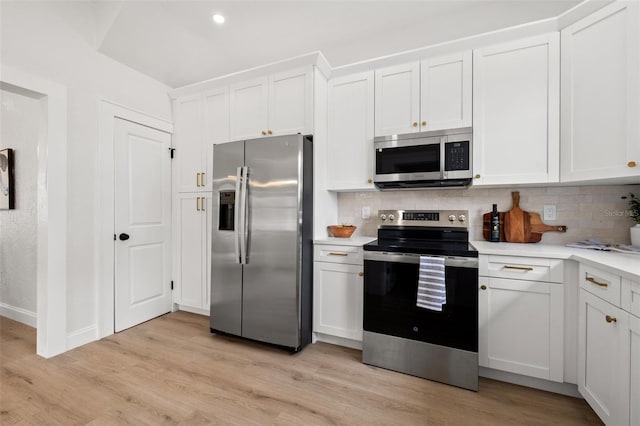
481;255;564;283
622;278;640;317
579;264;621;307
314;244;363;265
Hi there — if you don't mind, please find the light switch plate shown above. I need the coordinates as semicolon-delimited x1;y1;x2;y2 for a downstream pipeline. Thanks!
543;204;557;221
362;206;371;220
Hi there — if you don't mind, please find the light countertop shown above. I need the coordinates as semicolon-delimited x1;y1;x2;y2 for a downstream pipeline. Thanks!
314;236;376;246
472;240;640;281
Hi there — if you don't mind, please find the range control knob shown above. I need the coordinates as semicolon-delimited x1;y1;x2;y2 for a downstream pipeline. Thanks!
380;214;387;221
458;214;467;222
448;214;456;222
388;214;395;221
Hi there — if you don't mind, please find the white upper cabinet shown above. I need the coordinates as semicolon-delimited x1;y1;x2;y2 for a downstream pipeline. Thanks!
175;89;229;193
473;33;560;186
203;87;229;190
374;52;472;137
561;1;640;182
230;77;269;140
230;67;313;140
175;94;205;193
327;71;375;191
269;67;313;136
375;62;420;136
420;51;472;131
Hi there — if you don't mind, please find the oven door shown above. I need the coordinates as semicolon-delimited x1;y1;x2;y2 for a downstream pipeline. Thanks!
363;251;478;353
374;136;443;183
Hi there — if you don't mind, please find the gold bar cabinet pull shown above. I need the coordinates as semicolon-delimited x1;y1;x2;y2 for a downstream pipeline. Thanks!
586;276;608;288
328;252;348;256
196;197;201;211
605;315;617;323
196;173;201;187
504;265;534;271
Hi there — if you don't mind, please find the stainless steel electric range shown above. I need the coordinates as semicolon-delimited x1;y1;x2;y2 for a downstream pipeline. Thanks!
362;210;479;391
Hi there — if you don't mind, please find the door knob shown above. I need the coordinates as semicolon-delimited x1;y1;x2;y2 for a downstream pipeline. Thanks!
119;233;130;241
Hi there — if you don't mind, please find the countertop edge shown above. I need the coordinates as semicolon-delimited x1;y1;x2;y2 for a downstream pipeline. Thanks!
471;241;640;281
314;236;376;246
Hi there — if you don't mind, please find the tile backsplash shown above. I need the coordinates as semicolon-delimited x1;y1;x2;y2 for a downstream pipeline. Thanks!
337;184;640;244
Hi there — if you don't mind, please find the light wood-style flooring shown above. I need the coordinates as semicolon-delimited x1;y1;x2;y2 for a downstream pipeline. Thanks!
1;312;602;425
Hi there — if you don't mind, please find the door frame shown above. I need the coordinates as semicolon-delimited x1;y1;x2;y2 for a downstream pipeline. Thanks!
98;100;173;339
1;65;68;358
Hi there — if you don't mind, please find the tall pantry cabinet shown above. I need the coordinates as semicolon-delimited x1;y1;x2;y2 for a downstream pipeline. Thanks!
171;56;331;315
173;88;230;314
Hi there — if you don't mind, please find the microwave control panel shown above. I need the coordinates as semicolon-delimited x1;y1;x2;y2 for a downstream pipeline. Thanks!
444;141;470;171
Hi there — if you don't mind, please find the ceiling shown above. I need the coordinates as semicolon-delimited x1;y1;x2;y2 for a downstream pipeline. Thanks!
90;1;583;88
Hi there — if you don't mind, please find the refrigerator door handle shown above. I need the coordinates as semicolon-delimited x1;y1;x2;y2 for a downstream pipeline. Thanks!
234;166;242;264
239;166;249;264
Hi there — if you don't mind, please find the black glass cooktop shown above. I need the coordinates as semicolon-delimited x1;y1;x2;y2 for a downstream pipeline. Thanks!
364;226;478;257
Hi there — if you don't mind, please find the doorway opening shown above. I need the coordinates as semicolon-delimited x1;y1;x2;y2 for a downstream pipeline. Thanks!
0;66;68;358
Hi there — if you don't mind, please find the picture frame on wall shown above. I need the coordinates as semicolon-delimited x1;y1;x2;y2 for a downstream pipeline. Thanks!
0;148;15;210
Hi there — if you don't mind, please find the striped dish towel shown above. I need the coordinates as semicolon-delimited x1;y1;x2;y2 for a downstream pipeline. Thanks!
417;256;446;311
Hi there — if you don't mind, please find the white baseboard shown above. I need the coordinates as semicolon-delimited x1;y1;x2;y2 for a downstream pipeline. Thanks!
66;325;98;351
479;367;582;398
0;302;37;327
176;304;210;316
313;332;363;350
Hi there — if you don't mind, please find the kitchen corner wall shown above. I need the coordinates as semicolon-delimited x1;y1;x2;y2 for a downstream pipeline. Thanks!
338;184;640;245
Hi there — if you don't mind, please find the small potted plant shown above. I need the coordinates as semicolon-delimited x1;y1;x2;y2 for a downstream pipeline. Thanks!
628;193;640;246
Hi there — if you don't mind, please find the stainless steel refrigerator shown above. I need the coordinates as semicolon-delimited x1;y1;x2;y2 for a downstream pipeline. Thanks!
210;134;313;352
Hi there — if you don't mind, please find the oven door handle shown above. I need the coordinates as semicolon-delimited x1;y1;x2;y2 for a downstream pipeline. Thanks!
364;251;478;268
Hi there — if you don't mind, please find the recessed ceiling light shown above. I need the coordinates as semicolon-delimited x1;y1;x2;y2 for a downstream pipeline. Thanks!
212;14;225;24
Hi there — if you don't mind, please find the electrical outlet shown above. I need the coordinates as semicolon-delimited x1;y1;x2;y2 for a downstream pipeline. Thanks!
543;204;557;221
362;206;371;220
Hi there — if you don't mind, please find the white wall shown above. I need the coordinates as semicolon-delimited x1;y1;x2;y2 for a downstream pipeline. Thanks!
0;89;40;325
338;184;640;245
0;2;172;337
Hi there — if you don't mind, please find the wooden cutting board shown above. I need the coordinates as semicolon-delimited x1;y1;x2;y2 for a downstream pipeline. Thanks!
504;192;530;243
528;211;567;242
482;191;568;243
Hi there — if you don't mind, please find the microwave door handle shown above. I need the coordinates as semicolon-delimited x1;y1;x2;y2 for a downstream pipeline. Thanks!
440;136;446;179
239;166;249;265
234;167;242;264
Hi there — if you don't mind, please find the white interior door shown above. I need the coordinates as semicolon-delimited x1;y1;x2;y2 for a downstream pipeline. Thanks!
114;118;172;332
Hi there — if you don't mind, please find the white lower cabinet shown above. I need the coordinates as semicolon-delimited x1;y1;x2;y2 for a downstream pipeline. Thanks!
313;243;364;346
578;288;629;426
479;255;564;381
578;266;640;426
629;313;640;426
175;193;211;313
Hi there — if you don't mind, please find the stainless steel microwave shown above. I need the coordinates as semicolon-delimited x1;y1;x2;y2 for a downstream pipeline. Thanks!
373;127;473;190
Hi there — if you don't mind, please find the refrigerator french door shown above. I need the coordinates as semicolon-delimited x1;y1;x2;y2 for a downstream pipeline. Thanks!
210;134;313;352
